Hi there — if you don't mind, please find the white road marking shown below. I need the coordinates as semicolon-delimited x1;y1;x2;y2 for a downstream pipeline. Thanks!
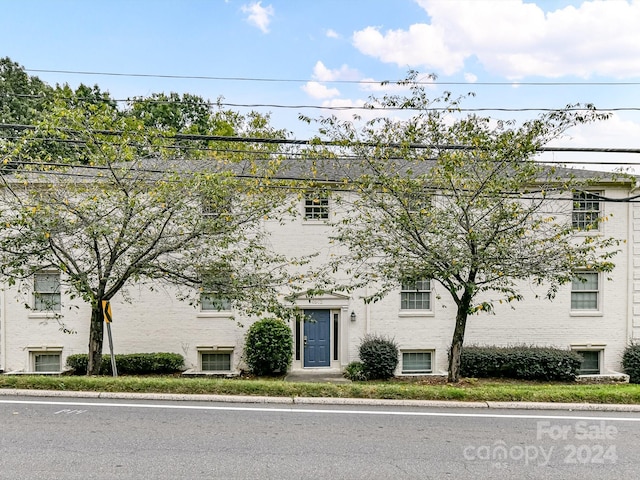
1;398;640;423
54;408;87;414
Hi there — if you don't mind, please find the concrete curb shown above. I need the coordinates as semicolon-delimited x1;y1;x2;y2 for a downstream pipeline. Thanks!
3;388;640;412
293;396;486;408
485;401;640;412
0;389;293;404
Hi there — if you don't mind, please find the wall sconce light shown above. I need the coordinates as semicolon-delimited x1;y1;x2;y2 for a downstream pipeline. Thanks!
350;311;356;322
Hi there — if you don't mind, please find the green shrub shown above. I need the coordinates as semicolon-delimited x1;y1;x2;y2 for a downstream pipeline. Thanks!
623;344;640;383
343;361;368;381
65;352;184;375
66;354;89;374
460;345;582;381
358;334;399;380
244;318;293;376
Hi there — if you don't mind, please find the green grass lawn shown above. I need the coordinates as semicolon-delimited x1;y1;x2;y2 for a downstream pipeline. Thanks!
2;375;640;404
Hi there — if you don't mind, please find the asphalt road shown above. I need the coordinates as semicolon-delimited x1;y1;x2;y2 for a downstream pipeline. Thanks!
1;395;640;479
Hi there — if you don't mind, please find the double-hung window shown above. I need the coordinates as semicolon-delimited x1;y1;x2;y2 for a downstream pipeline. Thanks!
572;192;600;231
34;271;61;311
199;267;233;312
201;190;234;221
201;292;232;312
401;279;431;311
571;272;599;311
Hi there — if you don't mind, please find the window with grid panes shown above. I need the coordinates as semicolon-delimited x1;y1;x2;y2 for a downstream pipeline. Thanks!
34;272;61;311
572;192;600;230
201;352;231;371
304;193;329;220
401;279;431;310
201;193;232;219
200;271;232;312
200;293;232;311
571;272;599;310
402;351;432;374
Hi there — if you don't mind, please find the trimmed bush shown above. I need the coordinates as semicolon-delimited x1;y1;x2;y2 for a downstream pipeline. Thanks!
358;334;399;380
66;352;184;375
65;354;89;374
623;344;640;383
244;318;293;376
460;345;582;381
343;361;368;381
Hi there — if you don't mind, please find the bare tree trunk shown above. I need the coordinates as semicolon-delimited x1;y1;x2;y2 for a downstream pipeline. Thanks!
87;303;104;375
448;290;472;383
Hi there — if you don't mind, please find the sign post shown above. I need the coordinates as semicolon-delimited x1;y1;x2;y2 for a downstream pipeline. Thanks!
102;300;118;377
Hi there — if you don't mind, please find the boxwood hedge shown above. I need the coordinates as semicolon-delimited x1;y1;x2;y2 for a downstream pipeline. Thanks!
358;334;399;380
66;352;185;375
623;343;640;383
460;345;582;381
244;318;293;376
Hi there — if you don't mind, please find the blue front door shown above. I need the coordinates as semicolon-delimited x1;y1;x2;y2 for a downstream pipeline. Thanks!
303;309;331;367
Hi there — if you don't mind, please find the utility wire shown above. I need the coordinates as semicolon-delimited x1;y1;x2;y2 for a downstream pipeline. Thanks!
7;92;640;113
23;68;640;87
3;133;640;166
2;123;640;155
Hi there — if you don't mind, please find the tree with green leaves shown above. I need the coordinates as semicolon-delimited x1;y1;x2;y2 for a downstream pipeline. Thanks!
1;58;120;169
0;87;298;375
0;57;53;131
1;57;53;165
307;74;624;382
126;92;287;159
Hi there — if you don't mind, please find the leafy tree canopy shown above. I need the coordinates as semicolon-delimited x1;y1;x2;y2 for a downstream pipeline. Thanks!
0;68;300;375
0;57;53;129
306;72;626;382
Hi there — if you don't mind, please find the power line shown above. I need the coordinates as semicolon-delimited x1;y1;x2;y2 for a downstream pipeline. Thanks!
7;92;640;113
23;68;640;87
0;123;640;154
3;134;640;166
2;122;640;155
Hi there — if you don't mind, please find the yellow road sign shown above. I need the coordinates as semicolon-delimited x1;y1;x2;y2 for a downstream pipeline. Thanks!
102;300;113;323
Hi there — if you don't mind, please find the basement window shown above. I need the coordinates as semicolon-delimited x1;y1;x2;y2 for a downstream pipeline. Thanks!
197;346;234;373
576;350;601;375
401;351;433;374
29;347;63;373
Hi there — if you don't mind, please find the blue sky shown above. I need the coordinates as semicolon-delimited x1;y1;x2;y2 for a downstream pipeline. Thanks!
2;0;640;170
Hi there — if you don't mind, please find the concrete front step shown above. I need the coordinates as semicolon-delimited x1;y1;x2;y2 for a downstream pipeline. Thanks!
284;370;351;384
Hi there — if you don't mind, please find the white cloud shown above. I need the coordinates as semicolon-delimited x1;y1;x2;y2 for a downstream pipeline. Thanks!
352;0;640;79
301;61;363;99
353;24;466;76
464;73;478;83
554;114;640;149
359;76;424;93
301;81;341;99
326;29;340;39
312;61;360;82
545;115;640;173
241;1;274;34
321;98;366;109
318;98;375;124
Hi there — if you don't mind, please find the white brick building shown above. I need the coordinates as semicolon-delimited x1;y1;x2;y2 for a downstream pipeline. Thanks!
0;175;637;377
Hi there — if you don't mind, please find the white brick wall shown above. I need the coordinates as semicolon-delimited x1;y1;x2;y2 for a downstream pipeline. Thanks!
0;186;635;376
